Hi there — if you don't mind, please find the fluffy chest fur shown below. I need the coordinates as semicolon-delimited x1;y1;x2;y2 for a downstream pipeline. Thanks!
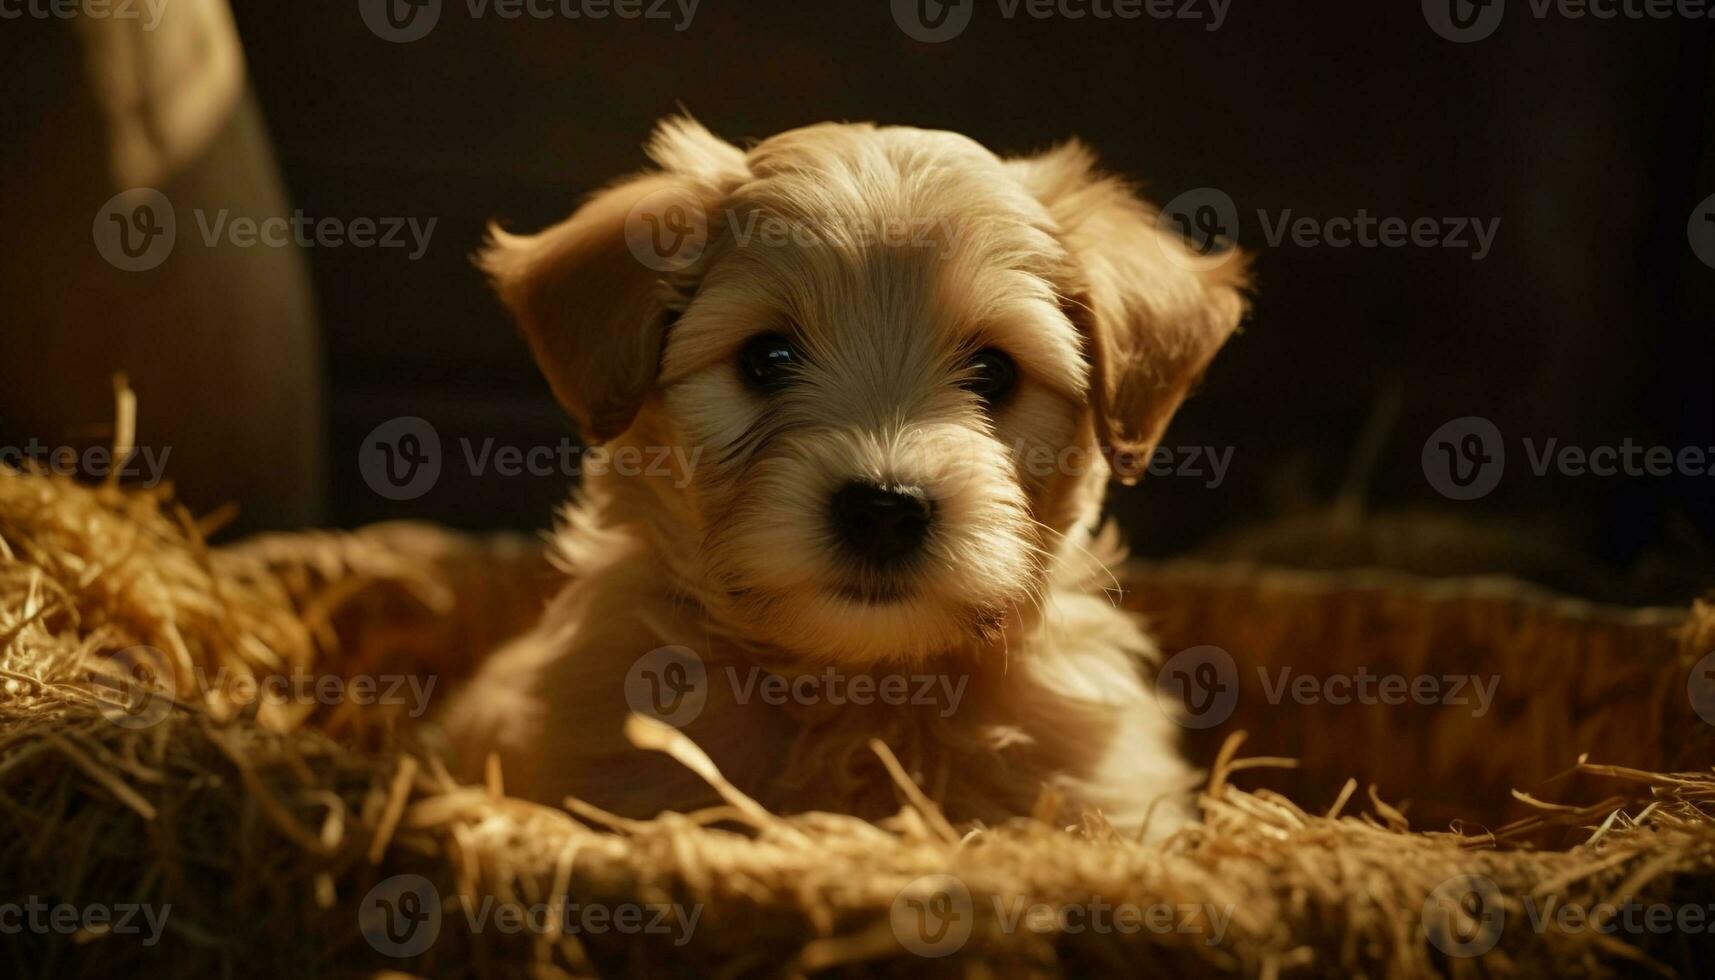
442;493;1194;834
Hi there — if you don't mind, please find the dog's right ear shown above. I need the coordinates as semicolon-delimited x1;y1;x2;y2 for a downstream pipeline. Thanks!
478;117;747;443
1007;141;1250;484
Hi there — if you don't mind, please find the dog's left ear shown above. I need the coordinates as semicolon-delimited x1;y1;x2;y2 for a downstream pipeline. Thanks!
478;116;747;443
1008;142;1250;484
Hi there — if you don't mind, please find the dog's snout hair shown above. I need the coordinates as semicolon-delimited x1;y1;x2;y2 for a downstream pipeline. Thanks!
447;115;1251;836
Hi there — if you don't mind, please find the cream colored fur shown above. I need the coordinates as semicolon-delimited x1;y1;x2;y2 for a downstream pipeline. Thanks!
441;117;1249;836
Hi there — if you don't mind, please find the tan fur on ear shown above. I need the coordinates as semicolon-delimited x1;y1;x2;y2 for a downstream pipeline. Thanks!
1009;142;1250;483
478;116;746;443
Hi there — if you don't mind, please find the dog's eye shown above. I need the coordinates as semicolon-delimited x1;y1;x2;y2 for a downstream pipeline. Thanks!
738;333;800;393
961;348;1017;407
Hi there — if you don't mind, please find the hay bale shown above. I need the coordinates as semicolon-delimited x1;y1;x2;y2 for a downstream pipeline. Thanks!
1;465;1711;978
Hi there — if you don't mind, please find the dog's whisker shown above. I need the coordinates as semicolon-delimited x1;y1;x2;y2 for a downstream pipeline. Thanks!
1025;514;1123;602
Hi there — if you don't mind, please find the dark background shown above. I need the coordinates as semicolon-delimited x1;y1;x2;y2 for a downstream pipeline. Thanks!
4;0;1713;603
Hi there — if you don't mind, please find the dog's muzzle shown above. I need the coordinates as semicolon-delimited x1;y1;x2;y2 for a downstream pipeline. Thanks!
829;481;934;566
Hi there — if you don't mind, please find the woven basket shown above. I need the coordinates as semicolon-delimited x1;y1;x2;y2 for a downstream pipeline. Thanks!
1;468;1710;978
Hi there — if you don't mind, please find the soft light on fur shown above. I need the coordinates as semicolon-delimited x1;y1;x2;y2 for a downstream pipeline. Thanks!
445;117;1249;836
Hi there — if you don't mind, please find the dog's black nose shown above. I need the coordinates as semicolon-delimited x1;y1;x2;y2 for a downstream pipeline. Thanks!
830;481;934;564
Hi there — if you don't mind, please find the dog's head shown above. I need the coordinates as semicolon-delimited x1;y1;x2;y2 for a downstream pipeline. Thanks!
481;118;1248;665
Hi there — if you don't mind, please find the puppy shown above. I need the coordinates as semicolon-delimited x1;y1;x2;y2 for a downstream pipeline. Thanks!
441;118;1248;836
